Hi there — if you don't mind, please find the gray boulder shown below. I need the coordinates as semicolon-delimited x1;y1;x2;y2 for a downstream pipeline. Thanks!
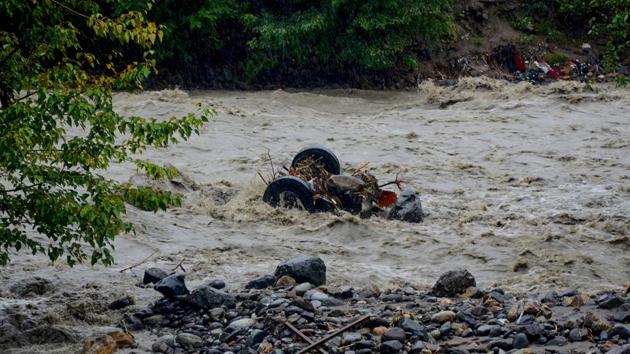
274;255;326;286
154;274;189;298
143;267;169;284
187;285;235;309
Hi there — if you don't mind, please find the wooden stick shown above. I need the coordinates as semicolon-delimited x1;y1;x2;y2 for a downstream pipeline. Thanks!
257;171;268;185
119;251;157;273
285;322;329;354
352;162;369;175
171;258;186;272
624;281;630;295
266;150;277;180
297;315;370;354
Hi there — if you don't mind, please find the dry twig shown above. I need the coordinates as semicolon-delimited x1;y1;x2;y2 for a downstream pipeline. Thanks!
119;251;157;273
172;258;186;272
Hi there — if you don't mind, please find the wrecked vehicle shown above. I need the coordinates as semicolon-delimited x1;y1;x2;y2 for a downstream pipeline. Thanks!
261;145;423;222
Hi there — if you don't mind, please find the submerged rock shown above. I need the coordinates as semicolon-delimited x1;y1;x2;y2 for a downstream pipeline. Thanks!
432;269;476;297
274;255;326;286
387;189;423;223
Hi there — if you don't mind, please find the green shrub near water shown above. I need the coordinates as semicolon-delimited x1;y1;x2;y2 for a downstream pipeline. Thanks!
556;0;629;65
144;0;454;84
522;0;629;66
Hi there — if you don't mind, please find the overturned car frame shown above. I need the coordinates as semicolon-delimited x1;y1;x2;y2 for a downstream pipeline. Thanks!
261;145;423;222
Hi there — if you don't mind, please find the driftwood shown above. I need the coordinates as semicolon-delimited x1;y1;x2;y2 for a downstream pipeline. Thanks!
296;315;370;354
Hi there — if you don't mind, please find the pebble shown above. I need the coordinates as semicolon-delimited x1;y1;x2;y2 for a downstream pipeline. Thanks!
227;318;256;332
399;318;426;337
380;340;403;354
382;327;406;341
341;332;362;345
245;274;275;289
247;329;266;347
275;275;297;288
569;327;589;341
294;282;313;296
431;310;456;323
410;340;425;353
176;333;202;348
547;336;568;346
512;333;529;349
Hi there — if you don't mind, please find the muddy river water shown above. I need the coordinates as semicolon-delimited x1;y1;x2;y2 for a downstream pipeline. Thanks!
1;77;629;352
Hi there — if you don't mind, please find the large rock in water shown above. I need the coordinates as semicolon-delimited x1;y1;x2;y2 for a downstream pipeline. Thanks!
432;269;476;297
274;255;326;286
187;285;235;309
154;274;189;298
387;189;423;223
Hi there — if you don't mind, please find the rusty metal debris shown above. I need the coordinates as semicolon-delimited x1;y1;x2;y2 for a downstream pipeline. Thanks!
261;145;423;222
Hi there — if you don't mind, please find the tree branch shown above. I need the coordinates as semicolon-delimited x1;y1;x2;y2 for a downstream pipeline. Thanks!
1;183;44;193
50;0;90;20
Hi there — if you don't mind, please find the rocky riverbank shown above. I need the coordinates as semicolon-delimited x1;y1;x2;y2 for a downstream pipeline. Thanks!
107;256;630;354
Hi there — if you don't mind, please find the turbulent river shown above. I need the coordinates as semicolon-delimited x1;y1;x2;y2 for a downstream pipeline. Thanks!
1;77;629;353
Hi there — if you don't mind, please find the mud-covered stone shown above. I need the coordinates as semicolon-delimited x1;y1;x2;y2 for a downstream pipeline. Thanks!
432;269;476;297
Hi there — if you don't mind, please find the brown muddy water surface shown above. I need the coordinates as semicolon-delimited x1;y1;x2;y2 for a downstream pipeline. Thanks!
1;78;629;353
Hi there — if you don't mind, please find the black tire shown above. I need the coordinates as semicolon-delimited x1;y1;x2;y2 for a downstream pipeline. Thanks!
262;176;314;212
291;144;341;175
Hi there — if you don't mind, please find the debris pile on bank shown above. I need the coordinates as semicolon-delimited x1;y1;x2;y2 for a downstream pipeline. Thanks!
116;256;630;354
487;43;627;85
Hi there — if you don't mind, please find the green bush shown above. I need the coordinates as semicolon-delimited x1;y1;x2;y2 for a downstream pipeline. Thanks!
556;0;629;65
144;0;453;85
